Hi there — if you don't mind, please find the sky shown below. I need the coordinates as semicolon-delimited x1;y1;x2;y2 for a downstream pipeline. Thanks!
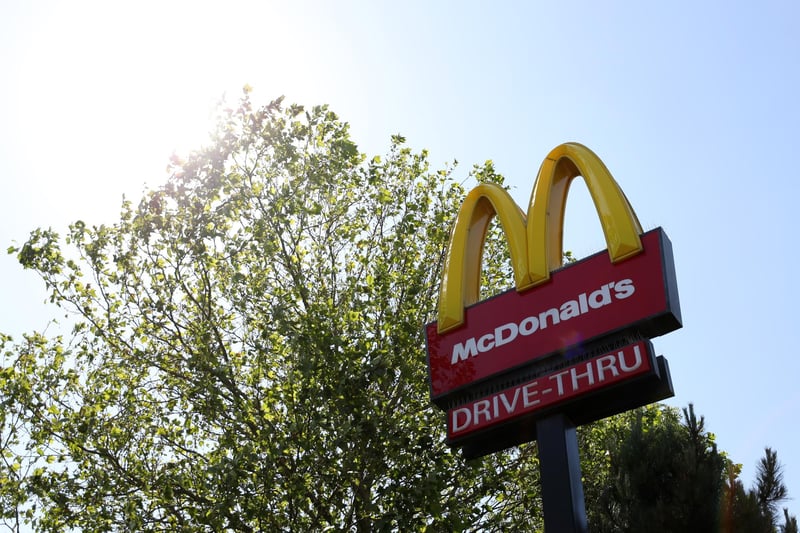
2;0;799;515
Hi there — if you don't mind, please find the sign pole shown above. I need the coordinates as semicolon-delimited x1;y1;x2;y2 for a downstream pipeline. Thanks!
536;413;588;533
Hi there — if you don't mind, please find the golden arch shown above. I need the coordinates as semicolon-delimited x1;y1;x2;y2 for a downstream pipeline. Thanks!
438;143;643;334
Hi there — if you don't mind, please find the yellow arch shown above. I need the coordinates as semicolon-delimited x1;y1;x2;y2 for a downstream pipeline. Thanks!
527;143;643;285
437;143;643;334
438;184;530;333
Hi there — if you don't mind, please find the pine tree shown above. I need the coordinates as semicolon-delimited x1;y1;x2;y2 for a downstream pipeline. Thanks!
782;508;799;533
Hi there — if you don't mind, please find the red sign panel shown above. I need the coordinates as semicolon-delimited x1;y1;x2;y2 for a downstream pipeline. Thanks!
426;228;680;404
447;340;654;442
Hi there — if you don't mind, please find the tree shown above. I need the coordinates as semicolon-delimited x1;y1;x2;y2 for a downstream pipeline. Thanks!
782;508;799;533
0;90;543;531
587;405;796;533
583;404;725;532
719;447;796;533
757;447;790;524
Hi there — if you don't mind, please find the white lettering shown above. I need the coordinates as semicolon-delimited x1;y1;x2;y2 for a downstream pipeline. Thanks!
571;363;595;390
522;382;540;407
539;307;560;329
619;345;643;372
474;400;492;424
451;407;472;432
451;338;478;364
578;292;589;314
448;278;638;365
519;316;539;335
550;370;570;395
448;342;650;436
559;300;581;320
588;284;612;309
499;388;521;413
494;322;518;348
596;354;619;381
614;278;635;299
477;333;495;353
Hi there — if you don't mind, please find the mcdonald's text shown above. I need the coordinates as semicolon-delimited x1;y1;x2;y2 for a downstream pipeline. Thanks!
450;278;635;364
447;340;654;441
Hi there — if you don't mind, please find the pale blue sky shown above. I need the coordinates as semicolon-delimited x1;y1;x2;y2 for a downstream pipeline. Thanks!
2;0;799;513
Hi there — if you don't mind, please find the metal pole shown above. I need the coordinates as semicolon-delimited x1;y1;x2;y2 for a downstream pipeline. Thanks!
536;413;588;532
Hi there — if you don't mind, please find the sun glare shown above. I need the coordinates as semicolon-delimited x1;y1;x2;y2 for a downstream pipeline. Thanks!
11;3;256;225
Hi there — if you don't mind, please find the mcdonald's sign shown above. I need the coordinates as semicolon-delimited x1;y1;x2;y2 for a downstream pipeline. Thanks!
425;143;681;450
